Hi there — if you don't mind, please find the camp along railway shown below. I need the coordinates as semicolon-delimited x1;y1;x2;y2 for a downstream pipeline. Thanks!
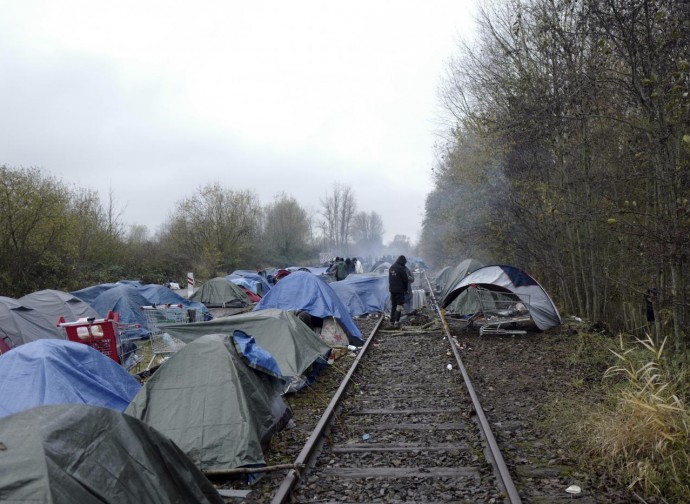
218;305;523;504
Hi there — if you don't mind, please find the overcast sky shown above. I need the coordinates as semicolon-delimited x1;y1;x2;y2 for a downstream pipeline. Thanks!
0;1;477;244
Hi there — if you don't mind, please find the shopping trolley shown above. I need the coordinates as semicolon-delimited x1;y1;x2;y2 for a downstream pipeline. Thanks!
471;286;531;335
141;304;201;370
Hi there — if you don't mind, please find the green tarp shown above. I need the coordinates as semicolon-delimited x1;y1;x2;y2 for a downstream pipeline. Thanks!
189;277;251;308
125;334;291;473
164;309;331;381
0;404;223;504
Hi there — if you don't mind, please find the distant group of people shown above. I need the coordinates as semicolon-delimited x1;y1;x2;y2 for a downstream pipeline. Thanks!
326;257;363;281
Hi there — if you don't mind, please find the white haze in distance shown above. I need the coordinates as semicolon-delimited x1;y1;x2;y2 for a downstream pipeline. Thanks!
0;1;477;244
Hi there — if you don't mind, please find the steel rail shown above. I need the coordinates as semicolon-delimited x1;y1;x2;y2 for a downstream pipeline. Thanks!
271;314;385;504
424;272;523;504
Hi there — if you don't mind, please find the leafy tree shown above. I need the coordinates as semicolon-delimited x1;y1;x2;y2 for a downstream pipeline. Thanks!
161;183;262;278
263;192;311;265
0;166;72;295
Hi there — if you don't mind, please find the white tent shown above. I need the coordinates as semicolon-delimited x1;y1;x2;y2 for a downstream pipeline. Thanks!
442;265;561;330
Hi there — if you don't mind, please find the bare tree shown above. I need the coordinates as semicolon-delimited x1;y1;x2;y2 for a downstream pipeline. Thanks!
319;183;357;254
352;211;385;255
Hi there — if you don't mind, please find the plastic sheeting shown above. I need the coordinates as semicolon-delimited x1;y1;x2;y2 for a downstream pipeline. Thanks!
329;273;390;317
227;270;272;296
125;334;291;473
0;404;223;503
232;330;283;378
0;339;140;418
442;264;562;330
254;271;363;343
164;309;331;381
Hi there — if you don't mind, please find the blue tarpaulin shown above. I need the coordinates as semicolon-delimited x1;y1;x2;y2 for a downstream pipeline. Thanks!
330;273;390;317
254;271;363;343
72;282;213;338
0;339;141;418
232;330;283;379
227;271;272;296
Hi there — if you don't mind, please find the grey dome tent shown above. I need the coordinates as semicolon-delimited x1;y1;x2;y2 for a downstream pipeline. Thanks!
190;277;252;308
0;404;223;503
442;264;562;331
438;258;485;307
19;289;100;324
126;333;291;473
0;296;63;354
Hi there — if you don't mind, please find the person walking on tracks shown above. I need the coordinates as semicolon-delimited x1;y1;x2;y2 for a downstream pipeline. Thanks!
388;255;409;326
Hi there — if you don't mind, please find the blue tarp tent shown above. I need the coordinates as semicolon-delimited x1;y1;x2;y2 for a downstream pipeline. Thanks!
72;282;212;338
0;339;140;418
73;284;151;339
254;271;363;343
70;283;118;304
227;271;272;296
329;273;390;317
136;284;211;319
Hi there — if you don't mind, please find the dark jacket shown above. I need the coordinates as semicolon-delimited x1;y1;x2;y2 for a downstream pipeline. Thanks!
335;259;348;281
388;255;408;293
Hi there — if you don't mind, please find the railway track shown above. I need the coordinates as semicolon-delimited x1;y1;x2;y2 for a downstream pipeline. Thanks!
264;310;520;503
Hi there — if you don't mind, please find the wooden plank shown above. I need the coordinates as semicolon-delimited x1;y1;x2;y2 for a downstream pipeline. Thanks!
332;442;469;453
353;407;463;415
350;422;467;430
321;466;480;479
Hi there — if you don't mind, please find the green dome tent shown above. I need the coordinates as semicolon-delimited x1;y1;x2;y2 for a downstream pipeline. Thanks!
0;404;223;503
126;333;291;473
189;277;252;308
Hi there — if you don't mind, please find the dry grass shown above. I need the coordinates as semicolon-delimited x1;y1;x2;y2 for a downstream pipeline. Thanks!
579;334;690;500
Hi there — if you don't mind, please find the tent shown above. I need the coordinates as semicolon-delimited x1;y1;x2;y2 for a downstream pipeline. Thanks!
0;339;140;418
371;261;392;275
0;404;223;504
73;284;152;339
70;283;118;304
73;282;211;336
0;296;63;353
438;259;485;306
190;277;252;308
164;308;331;384
432;266;452;293
135;284;210;319
329;273;390;317
441;264;562;330
19;289;100;325
254;271;363;344
125;333;291;473
227;270;272;296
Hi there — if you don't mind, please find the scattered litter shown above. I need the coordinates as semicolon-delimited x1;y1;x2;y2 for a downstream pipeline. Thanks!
347;345;357;351
565;485;581;495
362;433;371;441
446;364;452;370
